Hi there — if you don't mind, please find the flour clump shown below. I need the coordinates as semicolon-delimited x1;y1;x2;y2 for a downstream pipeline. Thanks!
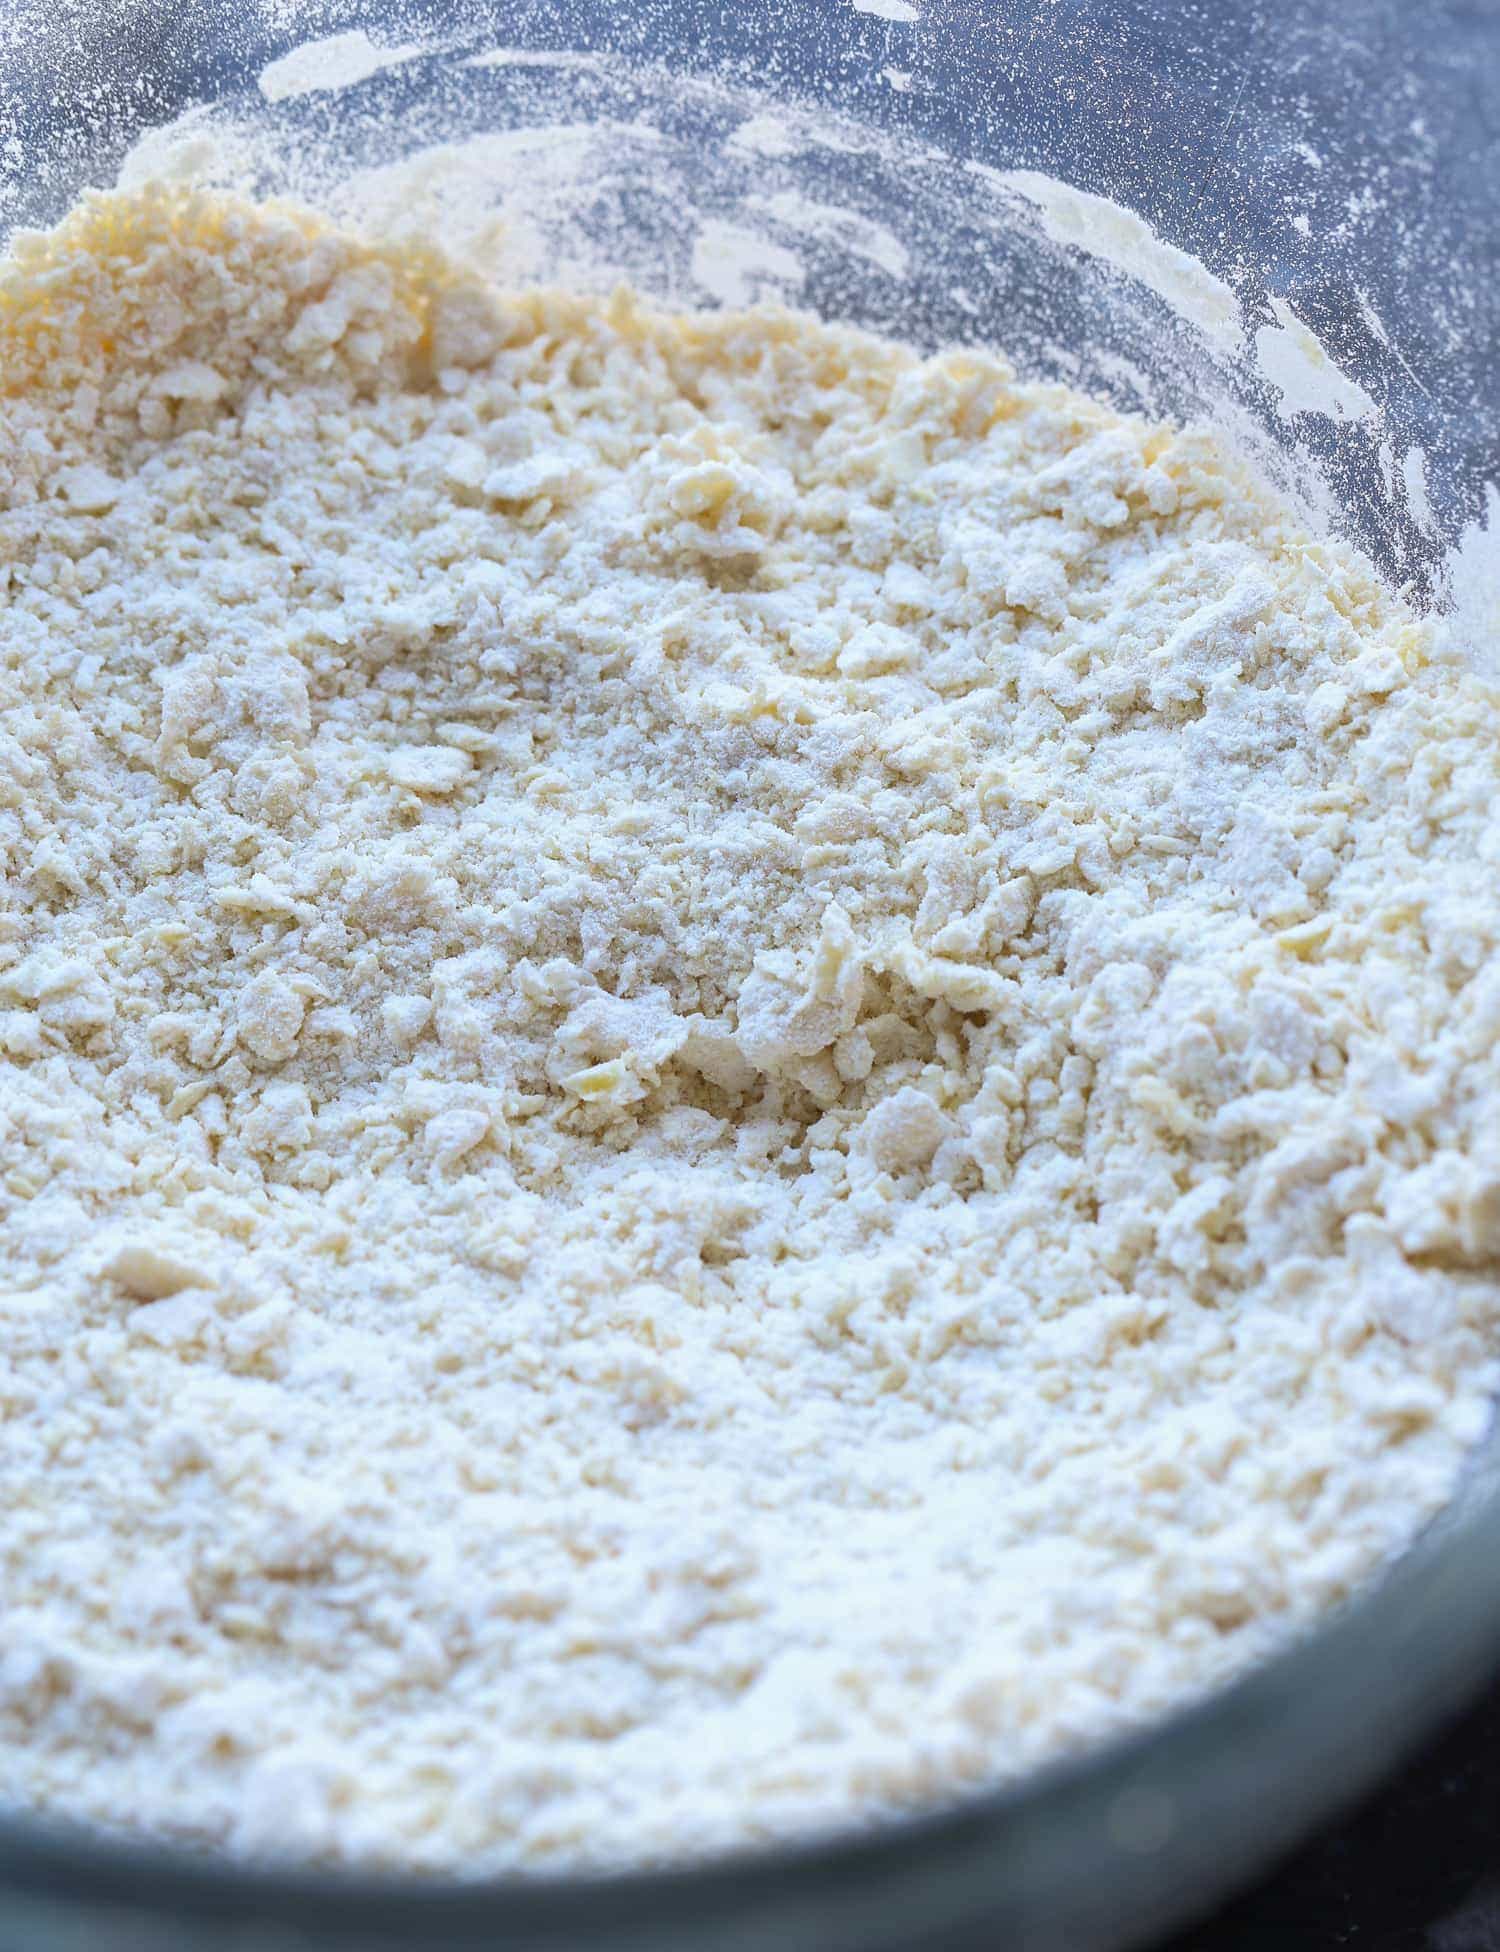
2;187;1498;1873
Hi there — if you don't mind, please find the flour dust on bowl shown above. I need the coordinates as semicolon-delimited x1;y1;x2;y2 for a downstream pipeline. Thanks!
3;4;1500;1950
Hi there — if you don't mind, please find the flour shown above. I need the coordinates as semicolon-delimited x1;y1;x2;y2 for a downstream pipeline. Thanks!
977;170;1247;361
2;185;1499;1876
256;32;426;106
1253;294;1380;426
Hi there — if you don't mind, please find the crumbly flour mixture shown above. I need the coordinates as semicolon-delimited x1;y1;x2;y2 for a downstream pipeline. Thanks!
3;187;1499;1874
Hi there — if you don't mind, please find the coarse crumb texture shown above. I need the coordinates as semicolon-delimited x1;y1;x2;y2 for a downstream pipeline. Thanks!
2;187;1499;1875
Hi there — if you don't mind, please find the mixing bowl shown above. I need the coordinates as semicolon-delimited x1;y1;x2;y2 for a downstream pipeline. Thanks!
2;1;1499;1945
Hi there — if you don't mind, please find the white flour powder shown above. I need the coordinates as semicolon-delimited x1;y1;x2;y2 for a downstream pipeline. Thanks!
2;187;1499;1873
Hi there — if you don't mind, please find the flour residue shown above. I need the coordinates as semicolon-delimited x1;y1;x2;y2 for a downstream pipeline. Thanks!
979;167;1246;357
460;48;604;73
725;114;800;160
328;124;667;289
257;31;425;105
750;190;909;281
1402;446;1436;534
980;165;1382;433
851;0;921;19
690;218;806;307
117;112;255;195
1254;295;1378;424
1440;484;1500;671
724;108;869;161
